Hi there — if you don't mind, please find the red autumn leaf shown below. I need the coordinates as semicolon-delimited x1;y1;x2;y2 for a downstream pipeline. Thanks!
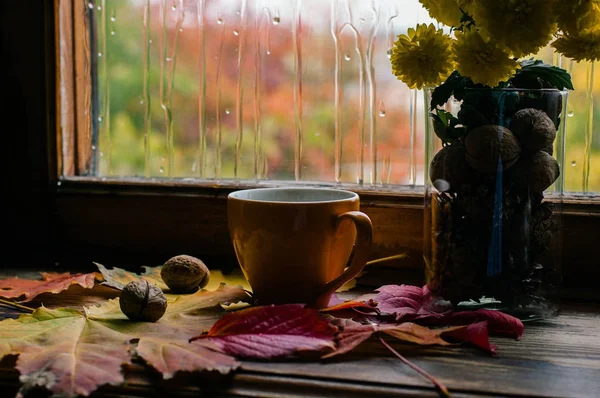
191;304;337;359
328;285;525;340
441;309;525;340
441;321;497;354
0;272;96;302
367;284;451;322
324;317;496;358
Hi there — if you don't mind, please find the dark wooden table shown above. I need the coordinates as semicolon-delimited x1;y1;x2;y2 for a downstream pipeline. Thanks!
1;273;599;398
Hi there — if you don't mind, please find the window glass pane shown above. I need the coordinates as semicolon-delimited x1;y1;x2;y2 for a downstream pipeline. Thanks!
92;0;435;186
90;0;599;193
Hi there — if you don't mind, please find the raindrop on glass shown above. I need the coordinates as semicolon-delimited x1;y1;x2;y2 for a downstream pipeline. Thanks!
171;4;177;11
567;109;574;117
344;53;351;61
57;181;62;187
266;50;271;55
379;101;386;117
233;29;240;36
159;166;164;173
179;28;184;32
149;39;153;44
110;30;116;35
100;152;104;157
92;145;96;151
97;116;104;122
571;160;577;166
358;18;365;24
166;57;173;62
110;16;116;22
97;52;103;57
236;10;240;15
273;16;281;25
88;3;94;10
386;49;392;59
97;5;102;11
217;17;224;24
140;99;144;105
225;109;231;115
314;132;321;137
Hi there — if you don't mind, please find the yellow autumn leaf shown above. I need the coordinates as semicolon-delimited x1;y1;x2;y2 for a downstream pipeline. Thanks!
0;285;250;398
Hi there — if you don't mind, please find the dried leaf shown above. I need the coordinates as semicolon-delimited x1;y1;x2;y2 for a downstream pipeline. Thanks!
0;285;250;397
326;293;346;307
94;262;167;291
440;321;497;354
0;272;96;303
324;317;496;358
321;299;378;314
95;263;251;292
322;318;376;358
135;338;239;379
327;285;524;340
192;304;337;359
443;309;525;340
1;307;129;398
367;284;452;322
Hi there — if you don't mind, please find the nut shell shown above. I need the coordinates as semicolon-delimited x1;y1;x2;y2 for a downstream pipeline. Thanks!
511;151;560;194
429;145;469;191
161;255;210;293
120;279;167;322
509;108;556;154
464;125;521;173
528;151;560;194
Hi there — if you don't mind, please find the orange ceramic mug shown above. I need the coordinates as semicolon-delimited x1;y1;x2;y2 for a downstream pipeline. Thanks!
227;187;373;309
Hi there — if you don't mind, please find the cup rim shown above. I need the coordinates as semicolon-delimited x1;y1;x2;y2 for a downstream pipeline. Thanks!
227;187;359;204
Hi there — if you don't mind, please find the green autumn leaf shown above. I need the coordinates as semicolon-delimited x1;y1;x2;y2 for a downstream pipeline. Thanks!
0;285;250;398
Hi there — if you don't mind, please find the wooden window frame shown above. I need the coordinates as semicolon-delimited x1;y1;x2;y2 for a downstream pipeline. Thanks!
4;1;597;301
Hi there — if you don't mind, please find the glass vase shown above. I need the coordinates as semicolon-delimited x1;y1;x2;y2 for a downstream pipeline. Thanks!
423;88;568;320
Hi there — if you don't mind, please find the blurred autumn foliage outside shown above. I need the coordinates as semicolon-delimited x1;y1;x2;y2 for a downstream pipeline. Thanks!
94;0;599;192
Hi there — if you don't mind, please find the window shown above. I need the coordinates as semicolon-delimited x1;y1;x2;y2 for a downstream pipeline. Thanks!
60;0;600;194
4;1;596;297
65;0;434;187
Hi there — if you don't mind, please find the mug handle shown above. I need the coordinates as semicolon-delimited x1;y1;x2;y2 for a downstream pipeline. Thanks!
320;211;373;298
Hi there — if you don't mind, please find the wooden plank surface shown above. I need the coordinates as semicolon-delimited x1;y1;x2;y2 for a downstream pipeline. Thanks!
0;274;599;398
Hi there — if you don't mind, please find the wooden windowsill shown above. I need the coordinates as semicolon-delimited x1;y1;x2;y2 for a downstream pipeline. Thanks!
0;272;598;398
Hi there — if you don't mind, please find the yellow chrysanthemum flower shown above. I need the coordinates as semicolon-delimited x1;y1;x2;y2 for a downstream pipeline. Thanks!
555;0;600;35
390;23;455;89
552;29;600;62
453;30;519;87
419;0;464;27
470;0;556;57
